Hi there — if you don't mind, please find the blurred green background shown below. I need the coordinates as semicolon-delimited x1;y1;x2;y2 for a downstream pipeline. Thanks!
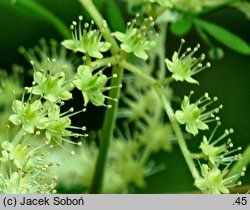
0;0;249;193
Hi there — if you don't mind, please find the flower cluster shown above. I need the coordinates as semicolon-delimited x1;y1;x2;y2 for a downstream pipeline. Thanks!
0;136;57;193
165;39;211;84
113;15;156;60
62;16;111;59
193;122;244;194
0;68;24;142
175;91;222;136
9;99;86;145
19;38;77;80
199;126;242;166
49;128;156;193
194;164;245;194
118;78;173;160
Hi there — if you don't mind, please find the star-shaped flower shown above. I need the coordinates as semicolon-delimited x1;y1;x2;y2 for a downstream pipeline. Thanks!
30;71;72;103
9;100;47;134
62;17;111;59
165;39;210;84
113;16;155;60
73;65;108;106
175;95;208;136
194;164;230;194
45;104;72;145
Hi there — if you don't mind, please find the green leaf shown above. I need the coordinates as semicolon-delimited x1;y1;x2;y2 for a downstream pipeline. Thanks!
107;0;126;32
171;19;192;36
195;19;250;55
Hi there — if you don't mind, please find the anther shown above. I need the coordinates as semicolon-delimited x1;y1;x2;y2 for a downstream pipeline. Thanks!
84;23;89;28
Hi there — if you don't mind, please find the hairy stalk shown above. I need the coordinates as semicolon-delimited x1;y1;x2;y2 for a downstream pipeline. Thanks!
12;0;70;38
79;0;122;193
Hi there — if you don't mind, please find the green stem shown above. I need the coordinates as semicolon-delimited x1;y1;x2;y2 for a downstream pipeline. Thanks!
90;66;123;193
120;60;157;85
157;23;168;79
13;0;70;38
227;144;250;178
156;87;201;180
78;0;122;193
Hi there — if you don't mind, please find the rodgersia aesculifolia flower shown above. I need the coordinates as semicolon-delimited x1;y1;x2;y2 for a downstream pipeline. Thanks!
194;164;246;194
61;16;111;59
73;64;120;107
9;99;47;134
113;15;156;60
28;70;73;103
175;91;222;136
165;39;211;84
0;133;57;193
199;124;242;166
